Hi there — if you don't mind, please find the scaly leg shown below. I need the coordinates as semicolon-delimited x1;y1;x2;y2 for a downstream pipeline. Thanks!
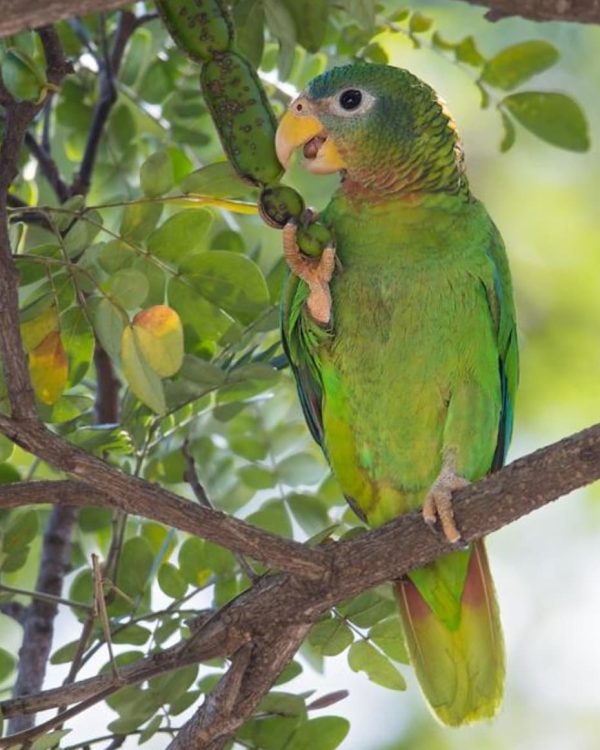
283;221;336;327
422;457;470;544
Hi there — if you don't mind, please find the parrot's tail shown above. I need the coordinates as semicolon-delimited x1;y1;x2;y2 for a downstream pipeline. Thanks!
395;539;504;726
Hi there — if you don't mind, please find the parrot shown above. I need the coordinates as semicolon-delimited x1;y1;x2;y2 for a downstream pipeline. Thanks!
274;63;518;726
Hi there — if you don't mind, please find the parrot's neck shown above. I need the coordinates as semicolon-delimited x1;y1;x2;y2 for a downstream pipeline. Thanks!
338;100;470;204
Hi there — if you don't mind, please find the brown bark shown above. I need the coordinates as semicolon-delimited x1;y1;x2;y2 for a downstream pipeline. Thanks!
0;0;129;38
456;0;600;23
1;0;600;40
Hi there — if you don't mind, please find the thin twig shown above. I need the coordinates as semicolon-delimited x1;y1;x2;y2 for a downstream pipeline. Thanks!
0;582;92;612
182;438;258;582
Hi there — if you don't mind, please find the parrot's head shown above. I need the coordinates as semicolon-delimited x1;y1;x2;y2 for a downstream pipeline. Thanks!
276;63;467;197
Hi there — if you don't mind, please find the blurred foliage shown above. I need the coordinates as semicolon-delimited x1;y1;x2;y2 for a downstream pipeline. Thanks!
0;1;598;749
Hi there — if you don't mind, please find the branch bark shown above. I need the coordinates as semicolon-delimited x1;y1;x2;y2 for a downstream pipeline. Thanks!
1;0;600;39
0;0;130;38
1;419;599;744
454;0;600;23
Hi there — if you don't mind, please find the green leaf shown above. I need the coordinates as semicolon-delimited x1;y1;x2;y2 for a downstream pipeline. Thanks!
180;251;270;324
140;150;174;197
502;92;590;152
69;569;93;607
1;48;45;102
275;660;303;685
78;507;113;532
179;355;226;387
120;201;163;241
158;562;187;599
0;648;16;681
369;618;409;663
90;297;127;361
246;500;292;537
280;0;328;53
286;717;350;750
63;211;102;258
0;435;14;462
481;41;559;91
147;208;213;263
339;591;395;628
3;509;38;553
287;494;329;536
121;325;166;414
117;536;154;599
168;278;231;345
500;111;517;153
347;641;406;690
409;11;432;33
267;0;296;79
277;453;324;487
139;715;163;744
61;306;94;385
234;0;265;68
106;268;150;309
260;691;306;718
342;0;376;30
112;624;151;645
308;617;354;656
50;640;80;665
180;162;255;199
239;465;277;490
30;730;72;750
455;36;485;67
178;537;212;586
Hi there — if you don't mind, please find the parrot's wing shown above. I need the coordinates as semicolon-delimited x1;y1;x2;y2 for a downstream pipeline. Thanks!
281;273;329;452
484;225;519;470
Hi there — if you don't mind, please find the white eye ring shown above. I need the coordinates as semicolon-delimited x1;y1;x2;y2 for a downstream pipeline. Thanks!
330;88;376;117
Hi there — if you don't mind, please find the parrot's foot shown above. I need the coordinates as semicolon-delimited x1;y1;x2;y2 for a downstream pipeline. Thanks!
422;464;470;544
283;221;336;326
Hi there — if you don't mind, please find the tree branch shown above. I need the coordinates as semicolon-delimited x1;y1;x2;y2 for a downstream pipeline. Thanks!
0;0;130;38
0;434;329;579
452;0;600;23
7;506;76;734
0;419;599;745
24;132;70;203
71;10;136;195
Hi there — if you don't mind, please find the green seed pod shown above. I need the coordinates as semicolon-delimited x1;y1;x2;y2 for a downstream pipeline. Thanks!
201;52;283;187
156;0;234;62
259;185;305;228
297;222;334;258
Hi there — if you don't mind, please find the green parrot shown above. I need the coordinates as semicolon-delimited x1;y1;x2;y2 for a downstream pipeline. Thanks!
274;63;518;726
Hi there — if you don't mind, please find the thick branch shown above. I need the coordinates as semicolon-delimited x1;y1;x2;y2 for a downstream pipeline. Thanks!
1;420;599;741
0;424;328;579
7;506;76;734
0;0;130;38
453;0;600;23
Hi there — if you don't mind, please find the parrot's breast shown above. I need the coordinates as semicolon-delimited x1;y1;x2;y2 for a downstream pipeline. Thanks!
318;198;502;525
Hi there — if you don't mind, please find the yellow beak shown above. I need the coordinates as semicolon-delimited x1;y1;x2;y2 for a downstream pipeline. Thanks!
275;108;346;175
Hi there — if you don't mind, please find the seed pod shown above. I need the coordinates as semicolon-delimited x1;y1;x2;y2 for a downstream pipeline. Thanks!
297;222;334;258
155;0;234;62
201;52;283;187
259;185;305;228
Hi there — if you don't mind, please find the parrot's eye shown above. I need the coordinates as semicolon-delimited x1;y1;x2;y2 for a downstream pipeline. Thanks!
339;89;362;110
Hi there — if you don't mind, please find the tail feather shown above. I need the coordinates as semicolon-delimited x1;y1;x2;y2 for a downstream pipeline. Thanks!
395;540;504;726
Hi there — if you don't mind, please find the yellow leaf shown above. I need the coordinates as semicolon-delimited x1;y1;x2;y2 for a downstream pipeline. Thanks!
132;305;184;378
120;325;166;414
21;305;59;353
29;331;68;405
